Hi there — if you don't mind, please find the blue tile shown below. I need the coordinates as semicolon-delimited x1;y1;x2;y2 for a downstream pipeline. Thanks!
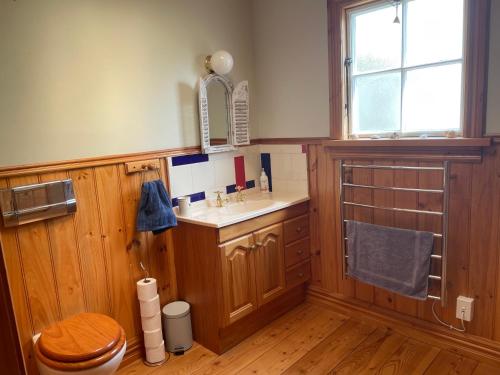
246;180;255;189
226;184;237;194
172;191;206;207
190;191;206;203
171;154;209;166
260;153;272;192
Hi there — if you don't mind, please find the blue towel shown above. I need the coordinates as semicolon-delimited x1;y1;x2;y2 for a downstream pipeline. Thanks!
136;180;177;235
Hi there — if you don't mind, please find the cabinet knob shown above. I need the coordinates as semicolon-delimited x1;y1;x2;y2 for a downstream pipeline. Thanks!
298;272;304;278
296;227;302;233
297;250;303;255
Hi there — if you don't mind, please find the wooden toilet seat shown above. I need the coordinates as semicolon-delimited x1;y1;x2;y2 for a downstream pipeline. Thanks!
35;313;126;371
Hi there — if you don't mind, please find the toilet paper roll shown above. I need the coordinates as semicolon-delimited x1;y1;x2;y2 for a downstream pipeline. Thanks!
136;278;158;301
144;328;163;348
145;340;166;364
141;311;161;332
139;295;160;318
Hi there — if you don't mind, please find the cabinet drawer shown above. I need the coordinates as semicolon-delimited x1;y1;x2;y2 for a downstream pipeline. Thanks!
285;237;310;268
284;214;309;244
286;260;311;288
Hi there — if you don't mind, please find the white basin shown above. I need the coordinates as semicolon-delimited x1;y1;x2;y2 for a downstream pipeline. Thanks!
175;192;309;228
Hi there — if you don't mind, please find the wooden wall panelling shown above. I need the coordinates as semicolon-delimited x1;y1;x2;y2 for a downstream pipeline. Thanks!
0;239;24;375
416;162;444;323
0;178;35;374
495;152;500;340
371;160;395;310
9;175;62;332
335;157;355;296
468;148;500;339
94;165;139;341
118;164;151;284
351;160;375;303
310;144;500;349
307;145;322;286
39;171;86;318
392;161;419;316
316;148;339;292
69;168;111;315
444;163;473;326
146;158;177;305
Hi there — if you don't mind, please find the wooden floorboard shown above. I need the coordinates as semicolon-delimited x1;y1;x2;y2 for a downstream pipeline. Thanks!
117;302;500;375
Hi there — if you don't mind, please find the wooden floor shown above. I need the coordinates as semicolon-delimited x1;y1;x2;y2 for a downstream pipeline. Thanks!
118;303;500;375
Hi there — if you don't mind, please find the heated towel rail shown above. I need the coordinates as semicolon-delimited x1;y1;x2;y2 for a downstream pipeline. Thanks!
340;161;450;306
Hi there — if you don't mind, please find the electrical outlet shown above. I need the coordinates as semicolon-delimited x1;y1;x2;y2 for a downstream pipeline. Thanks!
456;296;474;322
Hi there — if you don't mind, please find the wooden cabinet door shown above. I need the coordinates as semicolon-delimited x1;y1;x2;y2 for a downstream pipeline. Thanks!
254;223;286;306
219;234;258;326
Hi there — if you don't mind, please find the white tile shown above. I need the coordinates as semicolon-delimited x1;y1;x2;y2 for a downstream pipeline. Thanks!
244;153;261;181
271;154;292;180
291;154;308;180
169;164;193;198
260;144;302;154
214;158;236;187
288;179;309;195
208;151;237;161
191;161;216;194
271;179;288;193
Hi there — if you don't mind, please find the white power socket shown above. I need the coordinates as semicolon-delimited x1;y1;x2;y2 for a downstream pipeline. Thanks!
456;296;474;322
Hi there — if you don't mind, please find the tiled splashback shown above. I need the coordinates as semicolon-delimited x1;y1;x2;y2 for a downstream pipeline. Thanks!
167;144;308;206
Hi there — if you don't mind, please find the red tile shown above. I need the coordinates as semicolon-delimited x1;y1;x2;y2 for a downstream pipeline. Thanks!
234;156;246;188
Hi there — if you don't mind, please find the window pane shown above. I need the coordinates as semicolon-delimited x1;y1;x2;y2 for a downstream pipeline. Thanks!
352;72;401;134
402;63;462;133
351;5;402;74
405;0;464;67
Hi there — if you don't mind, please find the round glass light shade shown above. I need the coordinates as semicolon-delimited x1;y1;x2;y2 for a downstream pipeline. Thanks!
210;50;234;75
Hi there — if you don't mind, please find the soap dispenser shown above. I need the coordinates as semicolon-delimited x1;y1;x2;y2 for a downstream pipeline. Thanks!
259;168;269;193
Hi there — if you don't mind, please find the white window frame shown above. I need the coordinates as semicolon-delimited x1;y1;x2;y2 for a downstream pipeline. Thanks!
345;0;467;139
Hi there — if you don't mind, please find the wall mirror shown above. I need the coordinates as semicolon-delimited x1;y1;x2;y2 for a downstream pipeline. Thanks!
199;74;250;154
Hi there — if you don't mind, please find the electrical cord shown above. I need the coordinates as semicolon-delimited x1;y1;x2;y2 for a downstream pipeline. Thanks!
431;300;466;332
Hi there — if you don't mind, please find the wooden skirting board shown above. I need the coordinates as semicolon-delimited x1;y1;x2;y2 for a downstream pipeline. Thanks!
307;286;500;367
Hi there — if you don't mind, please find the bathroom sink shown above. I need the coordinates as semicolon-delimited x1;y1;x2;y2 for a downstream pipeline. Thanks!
175;192;309;228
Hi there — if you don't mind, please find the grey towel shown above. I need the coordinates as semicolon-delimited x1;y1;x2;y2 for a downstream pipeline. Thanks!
346;220;434;300
136;180;177;235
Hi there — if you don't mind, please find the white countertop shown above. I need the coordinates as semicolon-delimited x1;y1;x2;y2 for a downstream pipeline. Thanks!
174;191;310;228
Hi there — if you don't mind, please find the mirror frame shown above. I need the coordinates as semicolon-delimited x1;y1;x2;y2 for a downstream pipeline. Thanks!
198;74;237;154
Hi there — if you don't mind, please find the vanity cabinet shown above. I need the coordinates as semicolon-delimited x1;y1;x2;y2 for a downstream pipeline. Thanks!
172;201;310;354
220;233;258;325
221;223;286;326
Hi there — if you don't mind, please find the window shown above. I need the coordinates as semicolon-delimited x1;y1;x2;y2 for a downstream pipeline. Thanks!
328;0;490;140
347;0;465;138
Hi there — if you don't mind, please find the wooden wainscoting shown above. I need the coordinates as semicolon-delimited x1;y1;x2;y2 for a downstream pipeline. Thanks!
0;153;183;373
307;143;500;355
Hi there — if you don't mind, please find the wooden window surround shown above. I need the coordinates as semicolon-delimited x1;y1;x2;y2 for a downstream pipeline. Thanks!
327;0;492;146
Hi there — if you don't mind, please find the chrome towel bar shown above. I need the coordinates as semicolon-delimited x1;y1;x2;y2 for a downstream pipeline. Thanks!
340;160;450;306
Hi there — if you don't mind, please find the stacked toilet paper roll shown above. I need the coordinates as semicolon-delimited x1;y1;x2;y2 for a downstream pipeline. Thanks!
137;278;165;364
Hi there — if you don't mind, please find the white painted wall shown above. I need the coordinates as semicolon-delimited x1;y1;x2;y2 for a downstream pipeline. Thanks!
251;0;330;138
486;0;500;135
0;0;256;166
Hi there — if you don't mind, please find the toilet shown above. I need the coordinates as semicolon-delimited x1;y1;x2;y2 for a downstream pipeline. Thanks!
33;312;127;375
